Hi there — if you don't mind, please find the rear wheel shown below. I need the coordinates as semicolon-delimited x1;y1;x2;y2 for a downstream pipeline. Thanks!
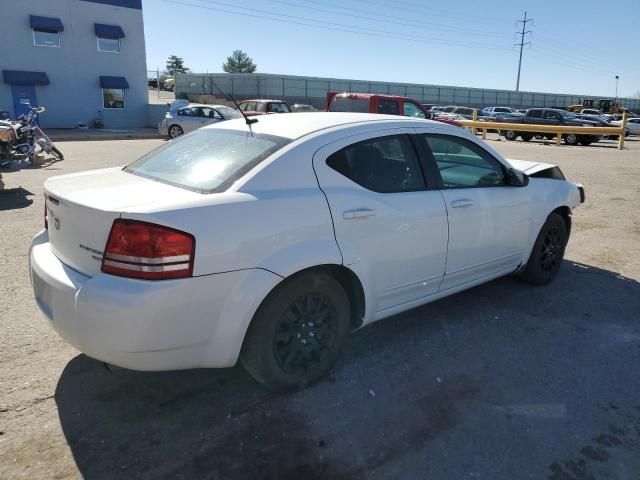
520;133;533;142
563;133;578;145
168;124;183;139
504;130;518;141
240;272;351;392
578;137;592;146
520;213;568;285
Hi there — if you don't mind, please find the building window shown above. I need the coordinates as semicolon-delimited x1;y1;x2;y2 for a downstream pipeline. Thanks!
103;88;125;109
97;37;121;53
33;29;60;47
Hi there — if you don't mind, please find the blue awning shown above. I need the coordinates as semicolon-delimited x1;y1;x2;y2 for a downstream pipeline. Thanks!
100;76;129;89
95;23;125;39
3;70;50;86
29;15;64;32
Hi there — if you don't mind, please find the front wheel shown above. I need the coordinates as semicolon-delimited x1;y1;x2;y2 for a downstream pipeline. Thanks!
168;124;184;139
240;272;351;392
51;146;64;160
519;213;568;285
520;133;533;142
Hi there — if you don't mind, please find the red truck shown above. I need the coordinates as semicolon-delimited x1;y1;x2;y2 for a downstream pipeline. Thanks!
326;92;461;127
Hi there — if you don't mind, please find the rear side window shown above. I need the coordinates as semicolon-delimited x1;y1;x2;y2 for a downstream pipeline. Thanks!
329;97;369;113
377;99;399;115
423;134;505;188
125;129;291;193
326;135;425;193
527;109;542;118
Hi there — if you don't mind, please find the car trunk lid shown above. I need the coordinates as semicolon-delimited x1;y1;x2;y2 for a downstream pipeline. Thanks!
44;167;201;277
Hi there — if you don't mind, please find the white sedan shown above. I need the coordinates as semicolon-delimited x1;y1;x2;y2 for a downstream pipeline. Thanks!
30;113;584;391
158;102;242;138
611;117;640;135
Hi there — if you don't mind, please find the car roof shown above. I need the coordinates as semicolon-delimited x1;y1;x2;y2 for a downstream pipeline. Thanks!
333;92;417;101
240;99;286;103
179;103;231;109
206;112;448;140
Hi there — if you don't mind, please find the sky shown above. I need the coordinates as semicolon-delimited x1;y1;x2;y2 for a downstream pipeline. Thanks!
142;0;640;98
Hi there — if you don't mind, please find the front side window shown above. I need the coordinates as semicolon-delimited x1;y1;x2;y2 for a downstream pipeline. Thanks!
199;107;221;119
103;88;124;109
423;134;505;188
34;29;60;47
403;102;425;118
326;135;425;193
125;129;291;193
98;37;120;53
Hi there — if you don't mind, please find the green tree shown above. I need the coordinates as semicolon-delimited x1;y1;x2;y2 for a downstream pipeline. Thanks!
165;55;189;76
222;50;257;73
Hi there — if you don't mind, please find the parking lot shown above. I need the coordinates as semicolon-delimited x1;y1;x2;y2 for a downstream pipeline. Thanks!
1;134;639;479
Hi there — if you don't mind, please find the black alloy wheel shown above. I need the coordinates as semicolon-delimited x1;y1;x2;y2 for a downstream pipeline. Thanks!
274;293;339;375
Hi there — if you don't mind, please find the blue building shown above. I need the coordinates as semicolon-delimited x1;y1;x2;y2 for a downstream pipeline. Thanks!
0;0;148;128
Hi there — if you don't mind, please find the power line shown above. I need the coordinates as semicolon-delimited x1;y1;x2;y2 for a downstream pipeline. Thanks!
514;11;533;91
282;0;511;38
171;0;512;50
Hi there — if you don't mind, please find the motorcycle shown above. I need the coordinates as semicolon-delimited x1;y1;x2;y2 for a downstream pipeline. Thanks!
0;105;63;166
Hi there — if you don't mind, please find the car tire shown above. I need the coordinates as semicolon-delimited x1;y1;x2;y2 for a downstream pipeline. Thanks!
240;271;351;392
51;146;64;161
520;133;533;142
168;124;183;138
563;134;578;145
578;137;592;146
519;213;568;286
504;130;518;141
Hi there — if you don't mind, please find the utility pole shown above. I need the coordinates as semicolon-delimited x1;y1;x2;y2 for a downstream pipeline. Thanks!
515;11;533;92
615;75;619;101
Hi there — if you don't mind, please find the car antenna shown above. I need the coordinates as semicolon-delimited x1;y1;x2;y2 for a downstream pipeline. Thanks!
211;78;257;127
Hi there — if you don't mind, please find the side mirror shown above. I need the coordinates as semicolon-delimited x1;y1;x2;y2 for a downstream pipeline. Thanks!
507;168;529;187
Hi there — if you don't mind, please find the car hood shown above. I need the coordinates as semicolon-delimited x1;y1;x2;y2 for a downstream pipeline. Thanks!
506;159;557;175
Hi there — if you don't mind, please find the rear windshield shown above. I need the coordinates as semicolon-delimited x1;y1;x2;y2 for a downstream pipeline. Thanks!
329;97;369;113
125;129;291;193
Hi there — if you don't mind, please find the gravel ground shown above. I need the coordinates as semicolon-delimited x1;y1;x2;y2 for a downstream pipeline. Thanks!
1;134;639;480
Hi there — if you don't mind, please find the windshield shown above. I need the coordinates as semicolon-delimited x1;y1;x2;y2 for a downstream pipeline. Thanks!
216;106;243;119
329;97;369;113
125;129;291;193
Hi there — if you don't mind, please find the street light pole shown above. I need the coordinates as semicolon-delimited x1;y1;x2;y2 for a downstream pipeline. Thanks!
615;75;619;102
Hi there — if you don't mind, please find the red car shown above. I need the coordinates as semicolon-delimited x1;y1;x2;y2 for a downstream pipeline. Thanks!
326;92;461;127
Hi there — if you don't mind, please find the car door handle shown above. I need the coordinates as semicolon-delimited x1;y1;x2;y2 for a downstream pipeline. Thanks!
343;208;376;219
451;199;474;209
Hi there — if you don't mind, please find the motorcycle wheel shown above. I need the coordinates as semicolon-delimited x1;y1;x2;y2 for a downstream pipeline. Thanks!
51;146;64;161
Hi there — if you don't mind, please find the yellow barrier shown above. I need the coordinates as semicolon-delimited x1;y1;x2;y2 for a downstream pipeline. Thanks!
465;110;627;150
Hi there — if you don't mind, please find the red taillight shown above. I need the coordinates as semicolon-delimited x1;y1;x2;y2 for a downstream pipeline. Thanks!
101;219;195;280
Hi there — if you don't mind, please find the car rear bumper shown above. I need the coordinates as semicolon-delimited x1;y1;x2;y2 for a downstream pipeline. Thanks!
29;230;281;371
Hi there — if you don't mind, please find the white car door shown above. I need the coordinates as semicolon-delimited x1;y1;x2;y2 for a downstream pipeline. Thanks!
417;132;531;291
313;130;448;318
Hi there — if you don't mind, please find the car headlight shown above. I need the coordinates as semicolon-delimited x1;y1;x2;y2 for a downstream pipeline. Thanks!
0;130;8;141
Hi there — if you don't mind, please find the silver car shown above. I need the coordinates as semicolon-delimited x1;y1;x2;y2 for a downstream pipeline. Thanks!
159;103;243;138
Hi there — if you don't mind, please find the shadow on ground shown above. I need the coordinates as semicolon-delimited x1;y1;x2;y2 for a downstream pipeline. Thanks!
55;261;640;479
0;187;34;210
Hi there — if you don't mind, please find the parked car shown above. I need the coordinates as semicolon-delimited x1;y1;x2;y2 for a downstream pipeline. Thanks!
290;104;318;113
147;78;159;89
436;106;476;120
497;108;600;145
611;117;640;135
481;106;519;116
238;99;291;115
158;102;243;138
574;113;627;139
163;78;175;92
31;112;584;391
327;92;427;118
